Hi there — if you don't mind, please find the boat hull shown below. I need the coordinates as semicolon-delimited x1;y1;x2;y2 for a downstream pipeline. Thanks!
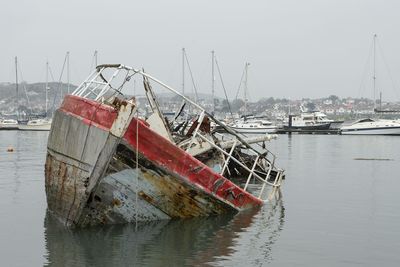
341;126;400;135
229;126;278;134
45;95;263;227
283;123;331;131
18;123;51;131
0;125;19;130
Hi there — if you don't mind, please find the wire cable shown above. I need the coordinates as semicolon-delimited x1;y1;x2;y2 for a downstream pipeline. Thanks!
235;64;246;100
183;50;199;102
215;56;233;117
51;52;68;113
376;38;400;100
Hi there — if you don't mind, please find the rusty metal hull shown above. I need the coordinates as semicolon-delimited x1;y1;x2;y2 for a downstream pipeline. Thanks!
45;95;263;227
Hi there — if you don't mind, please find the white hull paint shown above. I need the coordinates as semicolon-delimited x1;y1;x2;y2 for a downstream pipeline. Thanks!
0;119;19;130
340;119;400;135
230;126;278;134
18;124;52;131
18;119;52;131
341;127;400;135
0;125;19;130
229;117;277;134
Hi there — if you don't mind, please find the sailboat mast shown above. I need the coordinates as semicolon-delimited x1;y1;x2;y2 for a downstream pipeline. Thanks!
45;61;49;116
373;34;377;110
182;48;185;95
211;50;215;113
67;51;70;94
15;56;18;111
94;50;98;66
244;62;249;115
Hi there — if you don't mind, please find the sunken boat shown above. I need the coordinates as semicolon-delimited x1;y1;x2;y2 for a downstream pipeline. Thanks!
45;64;285;227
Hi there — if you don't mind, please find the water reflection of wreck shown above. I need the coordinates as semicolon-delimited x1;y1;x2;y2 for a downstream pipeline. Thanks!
44;199;284;266
45;64;285;227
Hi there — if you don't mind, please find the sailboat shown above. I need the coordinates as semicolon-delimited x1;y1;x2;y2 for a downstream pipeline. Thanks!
18;60;53;131
0;119;18;130
341;34;400;135
1;57;19;130
229;63;277;134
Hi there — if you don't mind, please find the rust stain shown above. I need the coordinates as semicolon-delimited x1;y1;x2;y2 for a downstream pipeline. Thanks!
190;166;203;173
44;155;53;195
138;191;156;205
223;187;244;205
45;152;92;227
111;198;122;207
140;167;228;218
212;178;225;193
58;162;68;202
109;144;236;219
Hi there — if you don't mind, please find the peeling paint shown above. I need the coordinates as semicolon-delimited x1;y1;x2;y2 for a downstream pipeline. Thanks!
45;95;270;228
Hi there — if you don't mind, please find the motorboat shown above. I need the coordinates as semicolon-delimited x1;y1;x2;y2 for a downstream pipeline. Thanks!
227;63;279;134
284;110;333;130
229;117;277;134
340;118;400;135
18;118;52;131
0;119;19;130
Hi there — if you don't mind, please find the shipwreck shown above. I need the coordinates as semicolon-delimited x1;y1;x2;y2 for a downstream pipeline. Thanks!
45;64;285;227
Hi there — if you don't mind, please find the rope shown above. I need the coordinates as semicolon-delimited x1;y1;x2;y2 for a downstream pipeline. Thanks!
215;56;233;118
183;50;199;102
51;52;68;114
376;38;400;101
48;65;56;82
135;109;139;230
235;64;246;100
354;37;374;119
16;63;33;115
89;50;98;75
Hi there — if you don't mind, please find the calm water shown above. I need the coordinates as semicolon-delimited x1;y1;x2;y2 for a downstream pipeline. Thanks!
1;131;400;266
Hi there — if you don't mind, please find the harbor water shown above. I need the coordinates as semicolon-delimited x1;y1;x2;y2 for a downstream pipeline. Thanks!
1;131;400;266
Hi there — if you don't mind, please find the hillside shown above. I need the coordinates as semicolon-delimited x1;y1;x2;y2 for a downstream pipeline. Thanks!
0;82;76;114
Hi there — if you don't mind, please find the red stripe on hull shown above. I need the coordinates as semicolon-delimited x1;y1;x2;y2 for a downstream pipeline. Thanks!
60;95;118;130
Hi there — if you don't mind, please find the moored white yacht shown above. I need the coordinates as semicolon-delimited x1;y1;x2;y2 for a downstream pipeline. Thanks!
229;117;277;134
340;118;400;135
227;63;277;134
17;60;53;131
18;118;52;131
0;119;19;130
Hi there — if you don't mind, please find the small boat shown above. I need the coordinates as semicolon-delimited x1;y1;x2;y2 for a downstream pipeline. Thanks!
229;117;277;134
340;118;400;135
0;119;19;130
18;118;52;131
227;63;277;134
1;58;23;131
45;64;285;228
284;110;333;130
18;61;53;132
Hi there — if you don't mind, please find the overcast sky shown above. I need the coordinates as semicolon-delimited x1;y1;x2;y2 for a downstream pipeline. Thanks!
2;0;400;101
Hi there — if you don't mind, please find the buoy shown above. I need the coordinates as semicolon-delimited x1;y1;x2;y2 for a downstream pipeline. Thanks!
7;146;14;152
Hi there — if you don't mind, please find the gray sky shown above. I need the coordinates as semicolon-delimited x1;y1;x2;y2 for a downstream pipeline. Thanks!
2;0;400;101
